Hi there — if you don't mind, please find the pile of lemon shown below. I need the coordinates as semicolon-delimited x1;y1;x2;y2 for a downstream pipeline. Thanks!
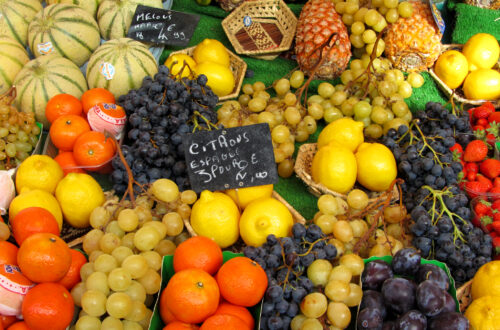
311;118;397;194
434;33;500;101
164;39;235;97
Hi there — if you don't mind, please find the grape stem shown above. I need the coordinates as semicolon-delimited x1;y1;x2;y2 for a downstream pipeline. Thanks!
420;185;467;243
398;120;447;167
191;111;218;132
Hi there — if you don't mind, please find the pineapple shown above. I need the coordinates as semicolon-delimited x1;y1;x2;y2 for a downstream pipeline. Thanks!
384;0;442;72
295;0;351;80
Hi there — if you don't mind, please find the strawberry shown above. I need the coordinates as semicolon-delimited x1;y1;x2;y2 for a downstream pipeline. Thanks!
477;174;493;191
465;180;490;198
463;140;488;162
481;216;493;226
466;171;477;181
474;199;491;216
474;105;495;119
493;222;500;235
486;133;497;146
483;101;496;111
449;143;463;160
465;162;479;174
489;186;500;196
493;237;500;254
480;158;500;179
492;199;500;210
494;213;500;222
488;112;500;124
477;118;489;127
473;125;485;133
494;177;500;188
491;231;498;239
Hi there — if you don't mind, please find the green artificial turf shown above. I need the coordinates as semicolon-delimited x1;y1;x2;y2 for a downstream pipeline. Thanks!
160;0;497;220
447;1;500;44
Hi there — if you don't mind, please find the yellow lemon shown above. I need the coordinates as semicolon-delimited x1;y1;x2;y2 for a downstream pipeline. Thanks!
471;260;500;300
55;173;105;228
193;39;230;67
463;68;500;100
15;155;63;194
355;143;397;192
317;118;364;152
434;50;469;89
190;190;240;248
225;184;274;209
239;197;293;247
311;143;357;194
164;54;197;78
9;189;63;229
465;295;500;330
462;33;500;71
196;61;235;97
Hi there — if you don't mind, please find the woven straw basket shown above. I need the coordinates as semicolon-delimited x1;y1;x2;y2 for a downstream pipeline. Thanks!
428;44;500;108
183;190;306;238
465;0;500;9
169;46;247;102
456;280;473;312
294;143;400;201
222;0;297;59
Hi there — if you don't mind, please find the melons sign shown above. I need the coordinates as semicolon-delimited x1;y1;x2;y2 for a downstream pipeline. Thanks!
127;5;200;46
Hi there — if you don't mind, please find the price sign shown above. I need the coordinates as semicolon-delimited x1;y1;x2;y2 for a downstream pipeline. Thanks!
184;124;279;192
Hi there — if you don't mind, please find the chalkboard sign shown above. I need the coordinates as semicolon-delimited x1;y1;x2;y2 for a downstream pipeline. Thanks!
184;123;279;192
127;5;200;46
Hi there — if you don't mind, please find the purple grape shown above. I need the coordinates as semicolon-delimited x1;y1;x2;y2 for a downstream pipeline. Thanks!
357;308;383;330
396;310;427;330
416;264;449;290
428;312;470;330
416;280;445;317
361;290;387;319
392;248;421;276
362;260;394;290
382;278;416;315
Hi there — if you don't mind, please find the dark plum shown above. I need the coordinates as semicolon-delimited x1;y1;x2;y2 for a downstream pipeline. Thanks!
429;312;470;330
362;260;394;290
416;280;445;317
392;248;421;276
396;310;427;330
381;278;416;315
416;264;449;290
357;307;383;330
382;321;396;330
441;291;457;314
360;290;387;319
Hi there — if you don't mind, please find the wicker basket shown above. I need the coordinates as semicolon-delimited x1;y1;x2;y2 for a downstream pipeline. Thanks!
294;143;400;201
183;190;306;238
169;46;247;102
456;280;473;312
428;44;500;108
465;0;500;9
221;0;297;58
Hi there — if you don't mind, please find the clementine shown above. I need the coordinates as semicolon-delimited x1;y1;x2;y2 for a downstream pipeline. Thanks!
173;236;223;275
81;88;116;114
11;207;60;246
54;152;85;176
0;316;16;328
6;322;29;330
17;233;72;283
163;269;219;324
57;249;87;290
22;282;74;330
49;115;90;151
214;303;254;329
216;256;267;307
160;303;178;325
45;94;83;124
200;314;250;330
0;242;18;266
73;131;116;172
163;321;199;330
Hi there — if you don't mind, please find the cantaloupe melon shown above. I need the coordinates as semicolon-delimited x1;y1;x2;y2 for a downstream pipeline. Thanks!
28;4;101;67
86;37;158;98
46;0;99;17
0;0;43;47
0;36;30;94
13;54;88;127
97;0;162;40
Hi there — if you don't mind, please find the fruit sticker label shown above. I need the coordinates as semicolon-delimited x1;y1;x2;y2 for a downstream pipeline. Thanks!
243;15;252;27
99;62;115;80
37;42;54;55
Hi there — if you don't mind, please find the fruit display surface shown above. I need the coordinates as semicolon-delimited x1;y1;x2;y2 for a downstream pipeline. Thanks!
1;0;500;329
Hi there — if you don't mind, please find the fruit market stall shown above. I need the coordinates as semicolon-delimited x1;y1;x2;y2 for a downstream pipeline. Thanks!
0;0;500;329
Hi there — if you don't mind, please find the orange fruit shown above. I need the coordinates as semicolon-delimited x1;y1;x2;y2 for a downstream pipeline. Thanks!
21;282;74;330
163;321;200;330
162;269;220;324
160;303;178;325
17;233;72;283
45;94;83;124
73;131;116;172
200;314;250;330
11;207;60;246
214;303;254;329
0;316;16;328
216;256;267;307
173;236;223;275
0;241;18;266
57;249;87;290
54;152;85;176
6;322;30;330
49;115;91;152
81;88;116;114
